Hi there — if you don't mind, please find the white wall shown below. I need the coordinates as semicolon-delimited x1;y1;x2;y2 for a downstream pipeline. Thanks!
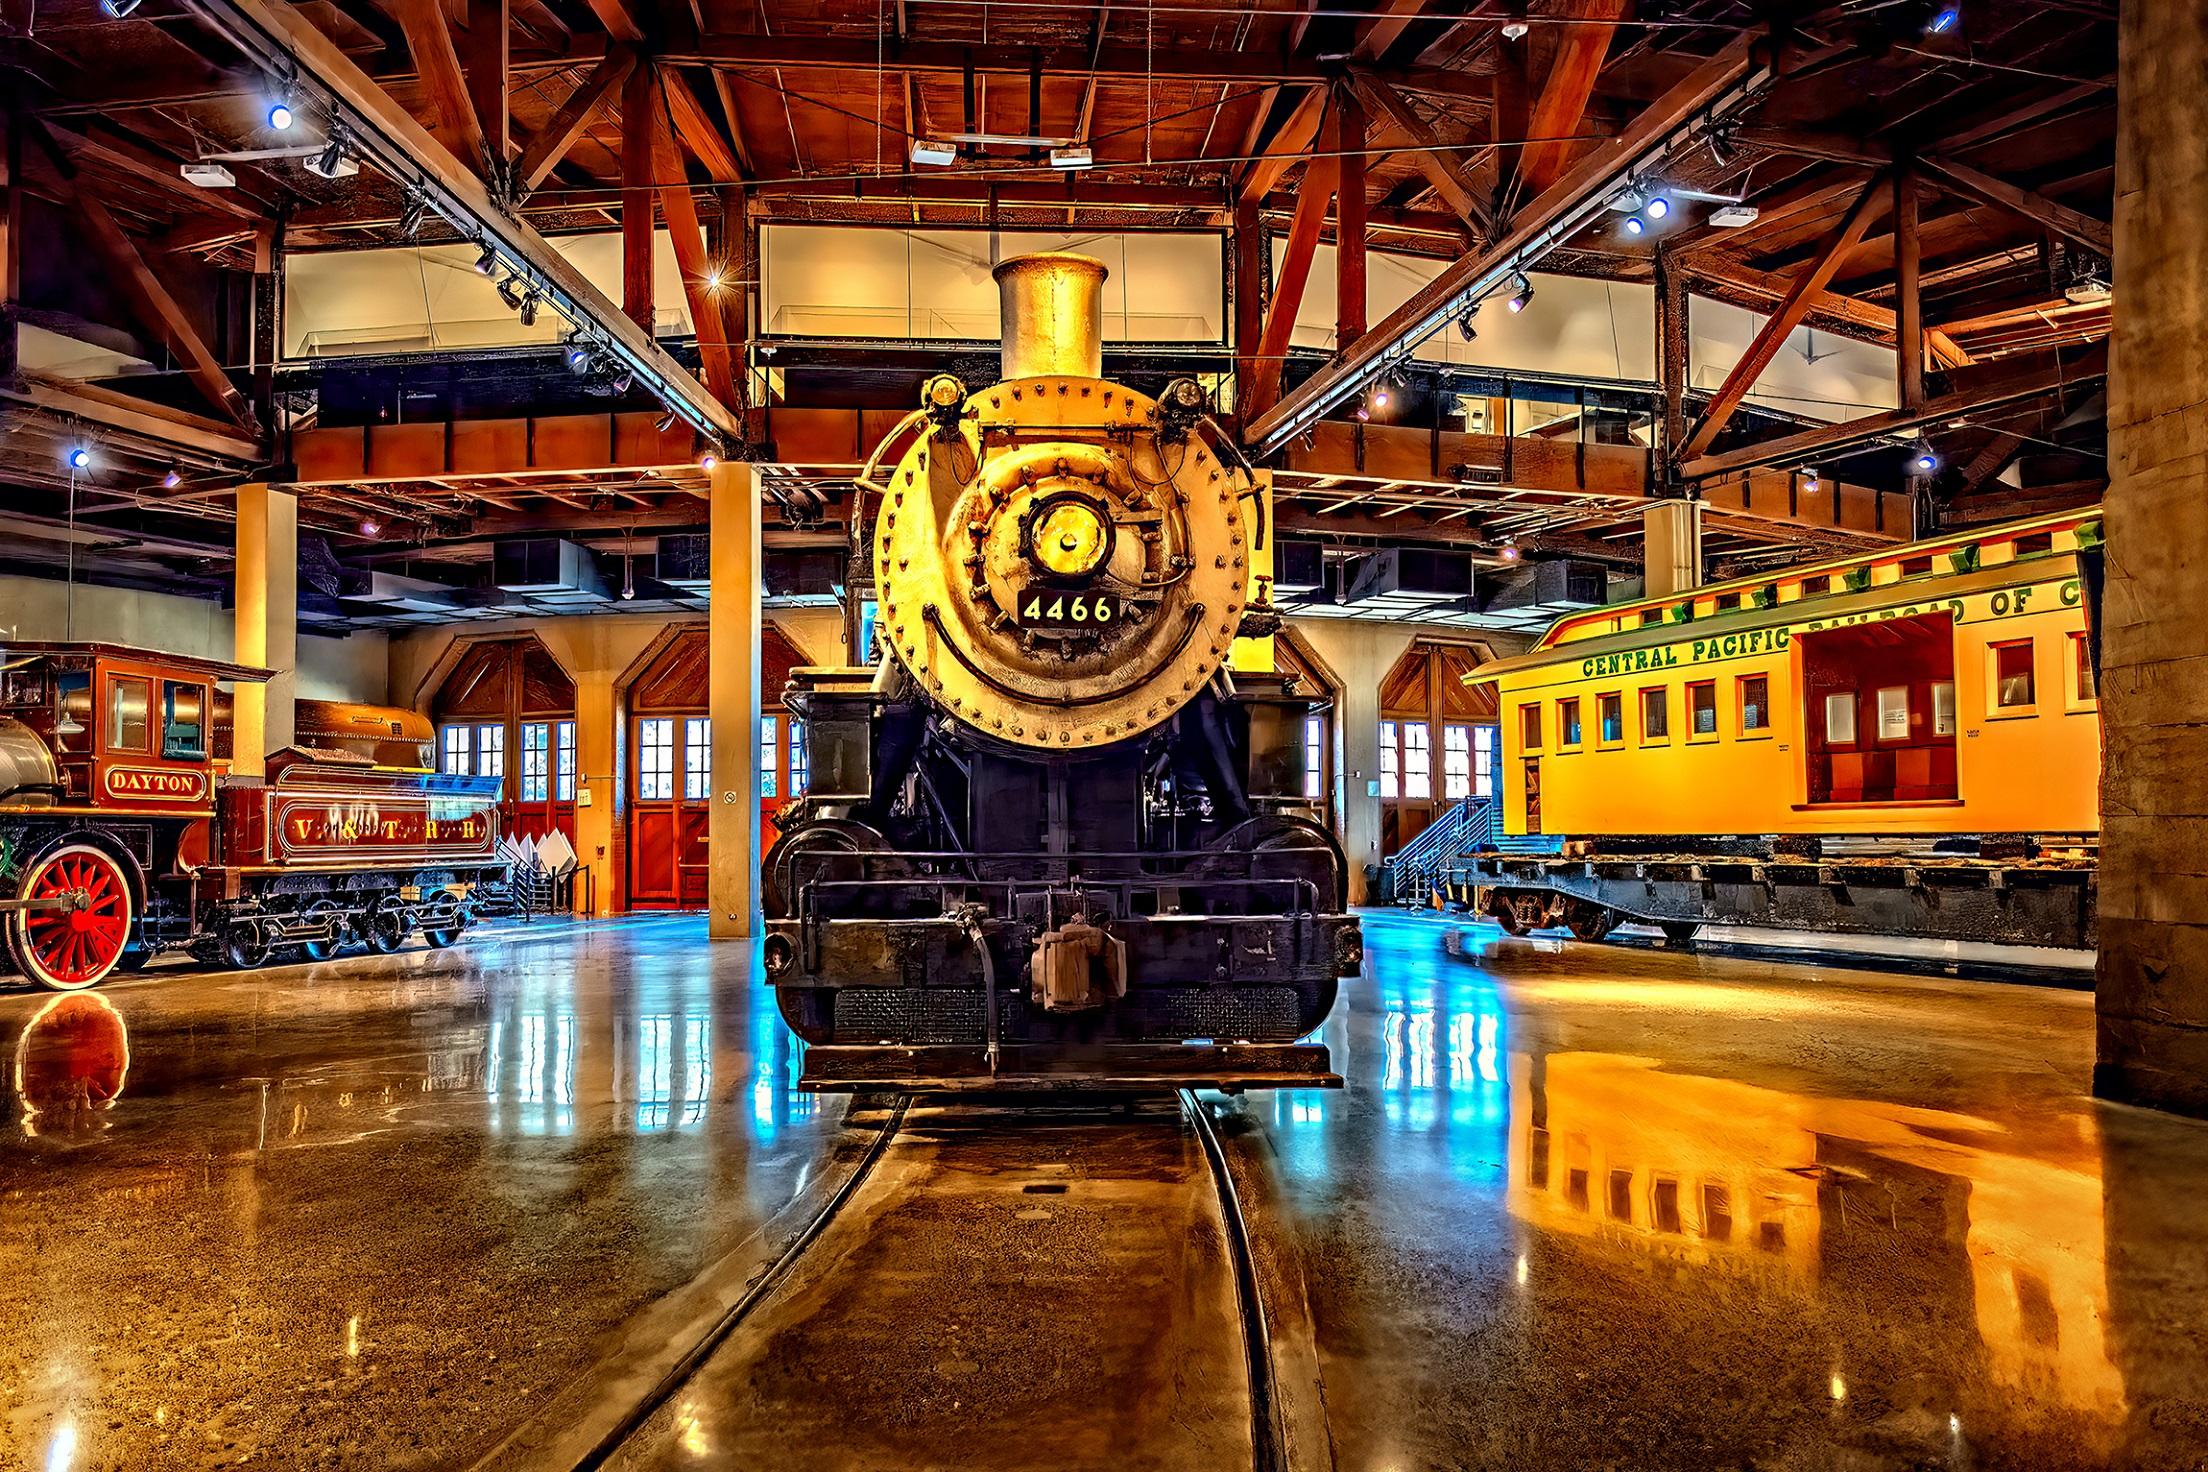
0;575;387;703
1283;244;1899;424
760;226;1225;342
283;232;692;358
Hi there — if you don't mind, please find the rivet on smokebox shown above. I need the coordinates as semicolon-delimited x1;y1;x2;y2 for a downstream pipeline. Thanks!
1233;556;1245;569
991;396;1002;408
1214;556;1228;568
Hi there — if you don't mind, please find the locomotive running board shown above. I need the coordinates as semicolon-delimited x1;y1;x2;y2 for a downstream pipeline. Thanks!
797;1042;1342;1094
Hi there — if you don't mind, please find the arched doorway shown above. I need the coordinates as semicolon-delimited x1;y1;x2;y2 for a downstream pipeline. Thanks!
1377;639;1499;856
431;635;578;843
622;623;810;910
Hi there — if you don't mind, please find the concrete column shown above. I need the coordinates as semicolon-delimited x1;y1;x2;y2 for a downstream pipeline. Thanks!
2096;0;2208;1115
572;671;619;915
707;460;763;939
231;484;296;779
1642;499;1703;598
1338;651;1384;906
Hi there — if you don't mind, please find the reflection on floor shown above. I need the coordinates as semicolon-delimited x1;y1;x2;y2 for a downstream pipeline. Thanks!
4;912;2206;1470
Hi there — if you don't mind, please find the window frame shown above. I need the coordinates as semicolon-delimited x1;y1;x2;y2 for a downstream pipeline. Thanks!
1685;680;1718;743
1639;685;1671;745
474;722;505;781
1823;691;1858;746
1378;719;1400;800
520;721;552;802
1736;674;1772;739
1518;702;1542;754
1556;696;1582;751
759;714;779;800
684;716;713;802
1874;685;1912;743
555;720;577;801
1596;691;1625;749
1931;680;1958;737
636;717;676;802
1401;721;1433;801
2067;631;2098;712
1441;723;1473;800
160;680;209;760
106;674;152;754
1989;638;2037;715
441;724;473;775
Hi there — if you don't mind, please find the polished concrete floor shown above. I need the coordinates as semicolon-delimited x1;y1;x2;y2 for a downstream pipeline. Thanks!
3;913;2205;1469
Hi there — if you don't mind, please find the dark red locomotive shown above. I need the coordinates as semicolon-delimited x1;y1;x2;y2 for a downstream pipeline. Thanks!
0;643;507;990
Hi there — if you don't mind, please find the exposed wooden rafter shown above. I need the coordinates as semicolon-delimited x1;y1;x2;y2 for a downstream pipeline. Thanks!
1917;154;2113;258
395;0;491;171
514;47;635;192
1516;0;1629;194
1351;75;1495;242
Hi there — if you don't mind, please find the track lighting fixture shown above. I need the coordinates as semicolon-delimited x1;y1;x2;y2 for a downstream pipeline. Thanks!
518;289;541;328
398;193;427;238
699;449;720;472
654;410;678;433
1505;275;1534;313
1909;438;1939;474
473;243;499;276
1801;467;1820;494
1623;216;1646;236
1645;196;1671;220
609;371;634;396
163;468;182;489
496;274;526;311
1456;310;1478;343
564;334;592;373
100;0;145;17
307;130;356;179
1925;2;1960;33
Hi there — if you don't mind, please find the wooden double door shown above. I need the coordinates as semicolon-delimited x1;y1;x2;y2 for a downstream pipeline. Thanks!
623;625;809;911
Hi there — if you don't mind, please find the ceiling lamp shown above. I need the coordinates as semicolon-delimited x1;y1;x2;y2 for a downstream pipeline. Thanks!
1909;438;1939;474
473;243;499;276
181;162;237;189
1708;203;1760;227
267;98;295;131
699;450;720;472
910;138;958;167
1049;145;1094;171
518;289;541;327
1800;466;1820;494
1925;2;1960;33
496;274;527;310
306;132;357;179
1505;275;1534;313
163;468;182;489
1645;195;1671;220
1623;215;1646;236
65;446;92;471
1499;3;1529;41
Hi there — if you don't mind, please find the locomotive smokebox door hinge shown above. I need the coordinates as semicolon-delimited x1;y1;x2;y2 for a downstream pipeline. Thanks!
1030;919;1127;1011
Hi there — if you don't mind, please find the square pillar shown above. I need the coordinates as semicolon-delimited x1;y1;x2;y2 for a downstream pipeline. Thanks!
572;670;619;915
1642;499;1703;599
231;483;297;779
707;460;763;939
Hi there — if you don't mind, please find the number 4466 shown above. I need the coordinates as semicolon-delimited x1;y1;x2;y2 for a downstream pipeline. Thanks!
1022;594;1113;624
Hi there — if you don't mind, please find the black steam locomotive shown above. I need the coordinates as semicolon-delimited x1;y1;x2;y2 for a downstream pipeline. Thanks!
760;253;1360;1091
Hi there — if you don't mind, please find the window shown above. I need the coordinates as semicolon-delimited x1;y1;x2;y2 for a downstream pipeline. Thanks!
2072;633;2097;704
1442;724;1472;799
1876;686;1911;742
107;676;150;752
684;717;713;801
1402;722;1432;800
1519;703;1542;753
441;724;472;775
790;718;810;796
2013;531;2054;557
1303;715;1324;800
475;723;505;779
1932;681;1957;736
161;681;207;759
1558;698;1582;747
1993;640;2035;708
1901;555;1934;576
1824;692;1857;744
1687;681;1717;737
759;716;778;799
555;721;577;801
1639;609;1662;628
521;722;551;801
1598;693;1623;745
1641;687;1669;742
1474;726;1497;797
1739;675;1770;733
1714;591;1742;612
1379;720;1399;799
638;718;675;800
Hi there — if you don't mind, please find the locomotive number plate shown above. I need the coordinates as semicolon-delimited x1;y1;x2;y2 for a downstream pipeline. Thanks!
1016;592;1120;628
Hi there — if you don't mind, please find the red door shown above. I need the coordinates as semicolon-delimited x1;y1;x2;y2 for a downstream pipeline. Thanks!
629;715;712;907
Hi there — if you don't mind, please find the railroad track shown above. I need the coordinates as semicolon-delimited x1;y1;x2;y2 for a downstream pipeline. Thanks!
479;1089;1329;1472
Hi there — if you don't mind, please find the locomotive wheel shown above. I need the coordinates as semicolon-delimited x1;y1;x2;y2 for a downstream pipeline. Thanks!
1488;891;1548;937
297;899;346;963
362;898;406;955
422;924;462;949
1565;903;1617;943
7;844;135;991
220;924;269;971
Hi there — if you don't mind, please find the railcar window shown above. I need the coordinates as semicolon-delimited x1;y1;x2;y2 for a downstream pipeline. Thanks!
1599;693;1623;745
1443;725;1472;799
1303;716;1324;800
1932;681;1957;736
2014;532;2054;557
440;725;471;775
1641;687;1669;742
1379;721;1399;798
107;676;151;752
638;718;675;800
1902;555;1934;576
2072;634;2097;704
1993;640;2036;707
556;721;577;800
161;681;207;759
688;717;715;800
1639;609;1662;628
1739;675;1770;732
757;716;776;799
1519;703;1541;752
1824;692;1857;744
1687;681;1716;736
1714;591;1742;612
1403;723;1432;800
791;718;810;796
522;722;551;801
1558;698;1582;747
1876;686;1911;742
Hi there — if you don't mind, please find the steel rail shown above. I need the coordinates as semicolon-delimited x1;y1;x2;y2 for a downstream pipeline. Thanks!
1181;1087;1292;1472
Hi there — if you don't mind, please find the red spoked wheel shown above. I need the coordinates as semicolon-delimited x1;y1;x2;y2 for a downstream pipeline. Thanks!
8;844;136;992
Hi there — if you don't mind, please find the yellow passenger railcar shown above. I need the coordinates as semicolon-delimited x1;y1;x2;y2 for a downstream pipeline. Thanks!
1449;510;2101;949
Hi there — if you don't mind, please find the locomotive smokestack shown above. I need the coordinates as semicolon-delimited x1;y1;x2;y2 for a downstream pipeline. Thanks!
993;252;1107;381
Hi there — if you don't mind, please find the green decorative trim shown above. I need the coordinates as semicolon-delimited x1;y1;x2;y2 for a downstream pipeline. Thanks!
1671;600;1696;624
1842;567;1873;593
1750;584;1778;610
1948;544;1981;575
2075;520;2104;550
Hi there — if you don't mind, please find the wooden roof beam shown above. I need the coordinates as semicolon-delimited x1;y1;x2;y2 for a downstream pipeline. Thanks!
1239;86;1328;203
647;73;738;408
1352;75;1496;241
395;0;491;171
662;64;746;182
1245;102;1340;416
1678;172;1891;463
1916;153;2112;258
1516;0;1629;195
514;47;635;192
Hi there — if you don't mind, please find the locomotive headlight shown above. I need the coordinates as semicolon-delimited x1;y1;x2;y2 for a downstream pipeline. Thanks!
1030;497;1112;579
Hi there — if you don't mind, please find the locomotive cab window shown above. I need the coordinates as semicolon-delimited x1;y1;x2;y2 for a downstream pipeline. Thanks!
107;675;151;752
161;682;207;760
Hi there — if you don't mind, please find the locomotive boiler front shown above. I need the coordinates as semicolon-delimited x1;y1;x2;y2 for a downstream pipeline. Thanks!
873;253;1250;750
